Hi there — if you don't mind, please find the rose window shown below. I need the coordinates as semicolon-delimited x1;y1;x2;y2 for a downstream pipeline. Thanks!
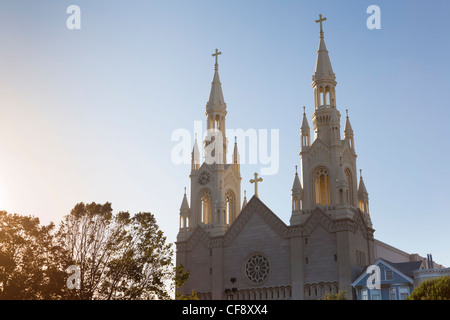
245;254;270;283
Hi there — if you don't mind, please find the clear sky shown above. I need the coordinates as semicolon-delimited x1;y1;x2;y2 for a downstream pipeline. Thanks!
0;0;449;267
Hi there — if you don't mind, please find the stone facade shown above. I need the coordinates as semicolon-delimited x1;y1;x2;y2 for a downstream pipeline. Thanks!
175;16;441;300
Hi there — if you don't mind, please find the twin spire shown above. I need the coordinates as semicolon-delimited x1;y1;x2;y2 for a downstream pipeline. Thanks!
207;48;226;112
313;14;336;83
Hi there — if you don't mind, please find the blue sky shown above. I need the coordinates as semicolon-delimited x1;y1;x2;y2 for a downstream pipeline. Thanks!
0;0;449;267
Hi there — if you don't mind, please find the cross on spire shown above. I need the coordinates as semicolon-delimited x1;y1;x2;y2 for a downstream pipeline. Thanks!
212;48;222;70
315;14;327;33
250;172;263;198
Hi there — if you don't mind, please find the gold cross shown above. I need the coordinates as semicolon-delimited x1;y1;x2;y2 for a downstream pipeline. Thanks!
212;48;222;65
315;14;327;33
250;172;263;198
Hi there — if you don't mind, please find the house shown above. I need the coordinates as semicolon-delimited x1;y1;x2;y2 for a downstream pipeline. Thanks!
352;258;424;300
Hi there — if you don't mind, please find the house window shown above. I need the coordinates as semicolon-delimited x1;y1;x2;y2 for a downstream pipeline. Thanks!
399;287;410;300
361;289;368;300
371;289;381;300
385;269;394;281
389;287;397;300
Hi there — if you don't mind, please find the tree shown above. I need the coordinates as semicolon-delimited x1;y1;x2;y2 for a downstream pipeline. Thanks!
174;264;198;300
0;211;68;299
56;202;177;300
320;290;347;300
408;276;450;300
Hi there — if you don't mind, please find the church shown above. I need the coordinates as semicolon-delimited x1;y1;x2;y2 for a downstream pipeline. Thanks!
175;15;441;300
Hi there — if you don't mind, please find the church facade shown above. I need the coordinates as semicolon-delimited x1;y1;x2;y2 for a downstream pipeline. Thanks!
176;16;433;300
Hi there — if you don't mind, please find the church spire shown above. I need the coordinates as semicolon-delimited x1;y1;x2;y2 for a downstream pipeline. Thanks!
344;109;355;151
301;106;311;149
358;170;369;215
205;49;227;165
207;49;226;111
312;14;337;110
191;134;200;171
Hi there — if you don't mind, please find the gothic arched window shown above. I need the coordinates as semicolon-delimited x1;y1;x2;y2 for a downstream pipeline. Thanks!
225;190;235;225
199;189;212;224
345;168;354;206
313;167;330;206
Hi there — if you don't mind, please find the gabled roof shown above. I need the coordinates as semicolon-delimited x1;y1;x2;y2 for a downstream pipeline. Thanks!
351;258;423;288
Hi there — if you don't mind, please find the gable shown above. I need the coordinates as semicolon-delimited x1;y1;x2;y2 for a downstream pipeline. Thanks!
303;207;335;236
223;196;289;246
352;259;414;288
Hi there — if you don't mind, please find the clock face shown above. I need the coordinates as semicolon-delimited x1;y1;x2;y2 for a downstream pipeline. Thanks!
198;171;211;186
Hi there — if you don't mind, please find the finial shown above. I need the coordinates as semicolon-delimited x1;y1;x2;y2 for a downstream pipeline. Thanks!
346;109;349;118
195;133;198;141
184;187;187;195
234;136;237;144
360;169;363;178
315;14;327;35
295;165;298;174
244;190;247;198
303;106;306;115
212;48;222;70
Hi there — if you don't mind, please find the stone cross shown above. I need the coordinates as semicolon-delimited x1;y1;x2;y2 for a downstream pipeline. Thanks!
250;172;263;198
212;48;222;65
315;14;327;33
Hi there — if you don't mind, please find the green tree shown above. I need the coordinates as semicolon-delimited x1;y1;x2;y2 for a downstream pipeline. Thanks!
174;264;198;300
0;211;68;299
56;202;178;300
320;290;347;300
408;276;450;300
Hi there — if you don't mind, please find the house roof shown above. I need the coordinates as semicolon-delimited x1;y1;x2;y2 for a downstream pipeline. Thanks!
352;258;423;288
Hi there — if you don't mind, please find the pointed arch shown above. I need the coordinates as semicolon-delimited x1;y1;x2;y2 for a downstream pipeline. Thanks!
199;189;212;224
225;190;235;225
313;167;330;206
345;168;354;206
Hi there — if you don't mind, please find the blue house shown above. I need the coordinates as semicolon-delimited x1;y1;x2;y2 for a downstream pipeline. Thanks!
352;258;423;300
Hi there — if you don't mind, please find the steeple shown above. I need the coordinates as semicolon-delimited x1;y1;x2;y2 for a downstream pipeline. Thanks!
344;109;355;151
207;49;226;111
179;188;190;229
232;136;240;171
311;14;339;145
205;49;227;165
358;170;369;215
242;190;247;209
191;134;200;171
313;14;336;86
300;106;311;149
290;166;304;225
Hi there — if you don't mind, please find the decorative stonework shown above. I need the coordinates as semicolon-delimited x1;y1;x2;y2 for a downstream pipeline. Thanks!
245;253;270;284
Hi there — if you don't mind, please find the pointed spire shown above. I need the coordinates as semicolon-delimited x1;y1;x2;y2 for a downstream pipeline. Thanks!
207;49;226;111
180;188;190;211
191;134;200;171
232;136;240;165
242;190;248;208
344;109;353;136
313;14;336;83
358;169;368;195
301;106;310;132
292;165;302;192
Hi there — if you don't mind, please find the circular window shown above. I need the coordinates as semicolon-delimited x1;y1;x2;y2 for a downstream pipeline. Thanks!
245;254;270;283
